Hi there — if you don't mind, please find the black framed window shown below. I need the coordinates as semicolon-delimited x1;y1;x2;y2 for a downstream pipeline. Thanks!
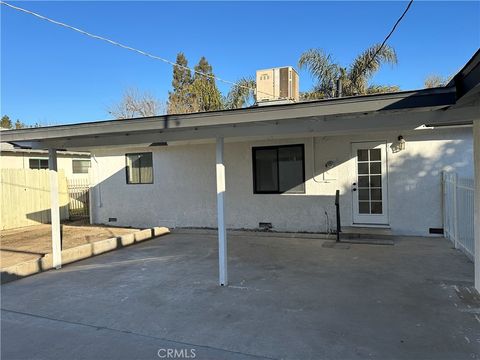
125;152;153;184
252;144;305;194
72;159;91;174
29;158;49;170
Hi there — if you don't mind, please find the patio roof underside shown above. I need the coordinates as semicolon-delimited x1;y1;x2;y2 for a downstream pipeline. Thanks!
1;87;479;151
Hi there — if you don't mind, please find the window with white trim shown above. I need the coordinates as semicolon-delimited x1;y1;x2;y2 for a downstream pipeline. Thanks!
29;158;49;170
125;153;153;184
72;159;91;174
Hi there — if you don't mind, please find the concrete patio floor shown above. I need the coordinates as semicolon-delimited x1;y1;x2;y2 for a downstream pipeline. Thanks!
1;231;479;360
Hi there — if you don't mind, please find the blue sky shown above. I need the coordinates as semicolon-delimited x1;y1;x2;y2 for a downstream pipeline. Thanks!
1;1;479;126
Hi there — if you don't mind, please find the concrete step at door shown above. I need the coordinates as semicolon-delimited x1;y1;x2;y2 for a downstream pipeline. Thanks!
340;226;394;245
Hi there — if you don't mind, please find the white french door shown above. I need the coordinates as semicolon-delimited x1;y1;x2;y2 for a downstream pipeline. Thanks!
351;142;389;225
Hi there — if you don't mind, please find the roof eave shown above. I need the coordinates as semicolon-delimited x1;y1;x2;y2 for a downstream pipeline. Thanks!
0;87;456;144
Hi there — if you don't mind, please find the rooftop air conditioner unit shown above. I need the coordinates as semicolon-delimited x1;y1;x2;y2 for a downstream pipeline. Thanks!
256;66;299;105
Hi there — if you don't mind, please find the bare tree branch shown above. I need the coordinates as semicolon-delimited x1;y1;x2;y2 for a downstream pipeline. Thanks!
108;88;166;119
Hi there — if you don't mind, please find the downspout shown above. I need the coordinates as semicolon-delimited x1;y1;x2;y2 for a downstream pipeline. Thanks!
91;154;102;210
311;137;323;183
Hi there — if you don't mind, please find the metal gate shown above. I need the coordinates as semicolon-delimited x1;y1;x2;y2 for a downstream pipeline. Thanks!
443;171;475;260
67;178;90;219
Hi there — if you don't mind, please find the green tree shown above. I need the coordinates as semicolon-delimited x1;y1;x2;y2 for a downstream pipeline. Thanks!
424;74;450;88
1;115;12;129
14;119;25;129
225;77;256;109
298;44;398;98
300;90;325;101
366;84;401;94
167;52;195;114
190;56;223;112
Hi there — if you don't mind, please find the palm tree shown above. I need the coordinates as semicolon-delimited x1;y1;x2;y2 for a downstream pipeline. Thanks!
298;44;398;98
224;77;256;109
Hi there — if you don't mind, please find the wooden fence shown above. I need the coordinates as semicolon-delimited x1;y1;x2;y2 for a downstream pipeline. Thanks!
67;178;90;219
1;169;69;230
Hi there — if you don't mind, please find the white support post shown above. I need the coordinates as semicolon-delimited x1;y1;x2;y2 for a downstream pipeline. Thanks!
453;173;458;249
48;148;62;269
216;137;228;286
88;155;95;225
473;120;480;293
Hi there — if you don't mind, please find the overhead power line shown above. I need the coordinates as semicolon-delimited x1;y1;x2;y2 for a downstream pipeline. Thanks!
352;0;414;84
0;1;270;97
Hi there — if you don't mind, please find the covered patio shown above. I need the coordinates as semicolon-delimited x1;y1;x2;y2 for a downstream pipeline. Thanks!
1;79;479;288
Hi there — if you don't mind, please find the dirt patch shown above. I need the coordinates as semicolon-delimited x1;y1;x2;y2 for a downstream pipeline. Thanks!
1;221;139;268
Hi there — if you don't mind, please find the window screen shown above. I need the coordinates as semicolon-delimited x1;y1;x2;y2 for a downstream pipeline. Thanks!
126;153;153;184
252;144;305;194
72;160;91;174
29;158;49;170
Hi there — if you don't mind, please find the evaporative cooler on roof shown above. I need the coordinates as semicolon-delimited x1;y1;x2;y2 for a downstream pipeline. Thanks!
256;66;300;104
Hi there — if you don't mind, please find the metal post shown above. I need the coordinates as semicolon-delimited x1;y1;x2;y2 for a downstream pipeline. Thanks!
335;190;341;242
48;148;62;269
216;137;228;286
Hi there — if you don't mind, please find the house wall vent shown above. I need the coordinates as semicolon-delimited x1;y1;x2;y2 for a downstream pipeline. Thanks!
256;66;299;105
259;222;273;231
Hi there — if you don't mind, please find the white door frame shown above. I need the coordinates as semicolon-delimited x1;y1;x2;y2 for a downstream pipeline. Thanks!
351;141;389;225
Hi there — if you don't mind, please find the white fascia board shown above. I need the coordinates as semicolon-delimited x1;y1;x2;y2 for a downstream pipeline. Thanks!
0;88;456;145
23;104;477;151
0;148;90;156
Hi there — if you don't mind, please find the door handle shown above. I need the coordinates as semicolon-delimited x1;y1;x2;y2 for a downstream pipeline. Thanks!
352;188;357;192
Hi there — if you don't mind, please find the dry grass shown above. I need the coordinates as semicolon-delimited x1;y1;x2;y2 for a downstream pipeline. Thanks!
1;220;139;268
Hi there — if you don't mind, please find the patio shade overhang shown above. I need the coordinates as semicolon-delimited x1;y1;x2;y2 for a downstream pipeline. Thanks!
1;86;478;151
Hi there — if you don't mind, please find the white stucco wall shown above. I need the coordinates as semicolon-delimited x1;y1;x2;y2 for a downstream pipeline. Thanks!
90;127;473;236
0;152;90;180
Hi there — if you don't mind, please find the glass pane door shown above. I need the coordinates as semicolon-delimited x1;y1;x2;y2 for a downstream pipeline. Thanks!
357;148;383;214
352;142;388;225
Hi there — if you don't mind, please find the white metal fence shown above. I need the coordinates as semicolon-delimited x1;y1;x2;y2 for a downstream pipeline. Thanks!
443;171;475;260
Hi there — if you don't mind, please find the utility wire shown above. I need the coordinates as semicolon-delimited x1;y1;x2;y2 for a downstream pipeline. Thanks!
352;0;414;85
0;1;271;97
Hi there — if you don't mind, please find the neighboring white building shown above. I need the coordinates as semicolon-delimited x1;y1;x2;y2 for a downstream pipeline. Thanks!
0;142;91;180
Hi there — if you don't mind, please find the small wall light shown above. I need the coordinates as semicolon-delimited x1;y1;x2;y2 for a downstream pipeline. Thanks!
325;160;335;169
390;135;406;153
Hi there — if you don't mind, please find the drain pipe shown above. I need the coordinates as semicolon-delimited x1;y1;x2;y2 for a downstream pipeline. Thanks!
311;137;324;183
